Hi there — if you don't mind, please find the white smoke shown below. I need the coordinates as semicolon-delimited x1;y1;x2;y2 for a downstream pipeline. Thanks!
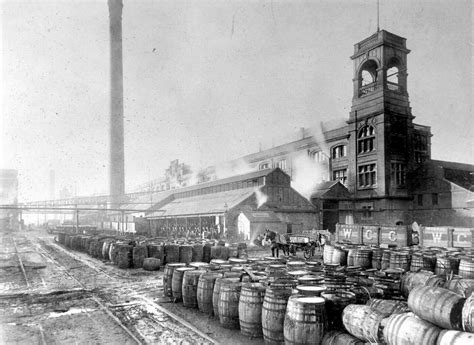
291;152;327;199
254;187;268;208
214;158;254;180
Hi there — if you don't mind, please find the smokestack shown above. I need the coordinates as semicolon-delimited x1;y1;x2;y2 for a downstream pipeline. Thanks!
108;0;125;204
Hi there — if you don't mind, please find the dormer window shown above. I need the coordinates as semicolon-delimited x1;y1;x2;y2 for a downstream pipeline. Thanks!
259;163;269;170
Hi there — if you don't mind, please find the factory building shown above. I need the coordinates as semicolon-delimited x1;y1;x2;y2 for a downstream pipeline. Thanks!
145;168;318;241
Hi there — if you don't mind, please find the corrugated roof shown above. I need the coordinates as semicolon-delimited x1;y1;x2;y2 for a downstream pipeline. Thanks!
147;187;256;218
120;190;174;211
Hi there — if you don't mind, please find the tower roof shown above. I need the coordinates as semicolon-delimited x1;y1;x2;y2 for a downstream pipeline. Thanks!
351;30;410;59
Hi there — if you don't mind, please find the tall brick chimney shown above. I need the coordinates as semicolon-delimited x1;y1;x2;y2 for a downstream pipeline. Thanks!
108;0;125;205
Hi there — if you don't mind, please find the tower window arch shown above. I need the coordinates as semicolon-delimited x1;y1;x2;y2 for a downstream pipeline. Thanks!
387;57;401;92
358;125;375;154
359;60;378;96
332;145;347;159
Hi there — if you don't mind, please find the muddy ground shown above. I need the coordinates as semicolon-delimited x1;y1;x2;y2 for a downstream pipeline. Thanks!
0;229;292;344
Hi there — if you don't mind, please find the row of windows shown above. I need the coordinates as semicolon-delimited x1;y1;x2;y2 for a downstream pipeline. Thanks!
259;160;286;171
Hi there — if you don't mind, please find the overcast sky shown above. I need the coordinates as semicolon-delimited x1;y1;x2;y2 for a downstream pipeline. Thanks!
1;0;472;202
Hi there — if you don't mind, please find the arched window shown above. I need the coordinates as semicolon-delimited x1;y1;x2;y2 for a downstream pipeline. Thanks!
310;151;328;162
387;58;401;91
358;125;375;154
332;145;347;159
359;60;378;96
259;163;269;170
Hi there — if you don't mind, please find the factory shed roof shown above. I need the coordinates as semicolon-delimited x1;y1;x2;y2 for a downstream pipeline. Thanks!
310;181;350;199
147;187;256;218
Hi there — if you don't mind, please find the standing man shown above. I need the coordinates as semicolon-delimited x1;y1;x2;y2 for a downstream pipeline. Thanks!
265;228;279;258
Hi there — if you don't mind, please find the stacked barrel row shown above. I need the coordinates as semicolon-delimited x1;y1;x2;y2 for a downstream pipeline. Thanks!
56;232;247;271
323;244;474;279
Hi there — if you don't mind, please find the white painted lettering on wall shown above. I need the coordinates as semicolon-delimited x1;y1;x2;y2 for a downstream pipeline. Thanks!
343;228;352;238
432;232;442;243
457;234;467;243
389;231;397;241
365;230;372;239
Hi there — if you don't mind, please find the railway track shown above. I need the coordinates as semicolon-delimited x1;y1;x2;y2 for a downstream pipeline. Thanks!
0;232;216;344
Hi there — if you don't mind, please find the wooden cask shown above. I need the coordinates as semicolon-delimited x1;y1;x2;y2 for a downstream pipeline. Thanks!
262;285;293;345
322;291;356;331
383;312;441;345
436;330;474;345
143;257;161;271
218;278;242;329
197;272;223;315
342;304;386;343
171;267;196;301
408;286;465;330
366;298;410;315
284;296;327;345
163;263;185;297
182;270;205;308
238;282;266;337
462;292;473;332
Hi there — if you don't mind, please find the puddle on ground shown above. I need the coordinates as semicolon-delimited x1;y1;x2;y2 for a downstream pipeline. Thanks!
48;307;96;318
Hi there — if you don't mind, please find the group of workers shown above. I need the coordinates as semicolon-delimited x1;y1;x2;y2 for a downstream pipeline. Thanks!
155;225;222;240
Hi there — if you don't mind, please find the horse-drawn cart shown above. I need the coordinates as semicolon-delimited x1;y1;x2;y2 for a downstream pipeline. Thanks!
288;230;320;259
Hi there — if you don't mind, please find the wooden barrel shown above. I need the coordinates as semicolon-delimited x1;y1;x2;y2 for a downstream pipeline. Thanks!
459;257;474;279
322;291;356;331
390;251;410;271
189;262;210;270
117;244;133;269
172;267;196;301
203;243;212;263
371;248;383;270
462;292;473;332
143;257;161;271
435;255;460;276
192;243;204;262
182;270;206;308
297;275;324;286
383;312;441;345
408;286;466;330
148;243;165;263
179;245;193;264
132;245;148;269
366;298;410;315
238;282;266;338
197;272;223;315
381;250;391;270
287;261;306;271
444;277;474;297
212;277;224;317
323;245;335;264
284;296;327;345
322;330;364;345
425;275;446;289
353;248;372;269
164;244;179;264
163;263;186;297
401;271;435;298
57;232;66;245
410;252;436;272
437;330;474;345
218;278;242;329
342;304;386;343
332;248;347;266
101;239;113;260
296;285;327;296
262;284;293;345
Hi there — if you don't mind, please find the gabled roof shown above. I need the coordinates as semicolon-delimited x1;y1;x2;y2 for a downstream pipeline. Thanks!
310;181;350;199
146;188;256;218
120;190;174;211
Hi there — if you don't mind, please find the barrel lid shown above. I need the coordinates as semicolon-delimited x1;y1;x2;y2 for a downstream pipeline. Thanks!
296;296;325;304
287;270;308;276
305;261;321;266
175;267;197;272
269;264;287;269
296;285;327;294
166;263;186;268
189;262;210;268
287;261;306;266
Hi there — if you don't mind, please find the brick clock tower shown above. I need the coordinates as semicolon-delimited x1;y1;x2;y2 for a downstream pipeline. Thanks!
346;30;415;223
